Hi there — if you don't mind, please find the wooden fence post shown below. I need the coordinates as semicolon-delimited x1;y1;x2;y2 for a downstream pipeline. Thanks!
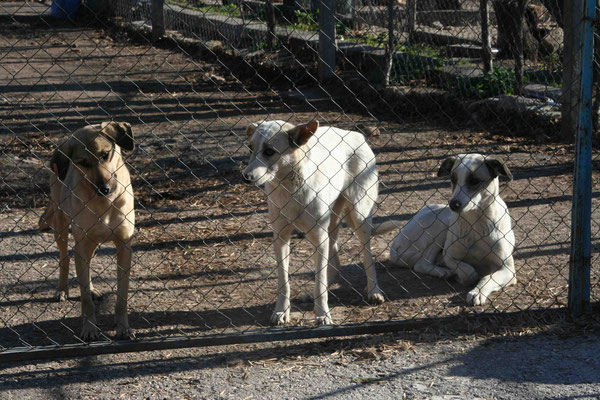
151;0;165;41
480;0;492;73
318;0;336;82
405;0;416;35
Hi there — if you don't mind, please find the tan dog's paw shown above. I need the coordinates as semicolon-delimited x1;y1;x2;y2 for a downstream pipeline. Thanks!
315;313;333;325
270;311;290;325
80;322;101;342
54;290;68;302
367;288;385;305
466;289;488;306
115;325;135;340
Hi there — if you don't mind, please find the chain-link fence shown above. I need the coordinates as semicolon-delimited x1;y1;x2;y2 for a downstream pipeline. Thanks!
0;0;597;361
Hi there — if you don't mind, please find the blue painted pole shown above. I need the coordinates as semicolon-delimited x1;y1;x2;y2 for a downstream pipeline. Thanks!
568;0;594;317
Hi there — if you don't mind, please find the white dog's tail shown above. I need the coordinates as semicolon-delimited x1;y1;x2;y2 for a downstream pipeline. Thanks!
371;220;403;236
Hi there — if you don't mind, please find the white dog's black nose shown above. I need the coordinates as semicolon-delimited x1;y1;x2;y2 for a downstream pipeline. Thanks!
449;200;462;212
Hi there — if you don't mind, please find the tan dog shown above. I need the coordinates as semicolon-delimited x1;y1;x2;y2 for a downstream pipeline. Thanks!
39;122;135;340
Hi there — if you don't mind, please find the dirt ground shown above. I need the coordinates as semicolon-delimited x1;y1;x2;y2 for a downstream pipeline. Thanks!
0;2;599;361
2;328;600;399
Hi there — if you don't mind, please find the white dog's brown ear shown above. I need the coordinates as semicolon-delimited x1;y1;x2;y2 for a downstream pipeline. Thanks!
485;157;513;181
101;121;134;152
289;121;319;148
438;156;456;177
245;123;258;138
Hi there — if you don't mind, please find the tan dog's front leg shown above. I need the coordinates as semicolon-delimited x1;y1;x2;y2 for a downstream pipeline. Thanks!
74;237;101;341
114;239;134;339
309;229;333;325
271;226;293;325
54;222;70;301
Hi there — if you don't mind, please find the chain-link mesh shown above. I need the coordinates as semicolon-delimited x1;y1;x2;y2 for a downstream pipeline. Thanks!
0;0;597;358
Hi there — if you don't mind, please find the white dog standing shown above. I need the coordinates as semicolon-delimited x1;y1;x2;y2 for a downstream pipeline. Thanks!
384;153;516;305
242;120;385;325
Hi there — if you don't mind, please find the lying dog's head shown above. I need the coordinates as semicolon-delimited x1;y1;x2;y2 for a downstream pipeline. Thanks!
242;120;319;187
437;153;512;214
51;121;134;197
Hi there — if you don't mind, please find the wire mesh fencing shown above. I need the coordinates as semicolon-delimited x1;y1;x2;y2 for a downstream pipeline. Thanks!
0;0;597;360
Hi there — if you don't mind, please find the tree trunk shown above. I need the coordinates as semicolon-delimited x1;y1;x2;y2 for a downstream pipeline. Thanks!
492;0;538;60
417;0;461;11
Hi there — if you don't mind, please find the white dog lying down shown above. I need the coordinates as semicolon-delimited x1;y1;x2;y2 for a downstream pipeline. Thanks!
242;120;385;325
378;153;516;306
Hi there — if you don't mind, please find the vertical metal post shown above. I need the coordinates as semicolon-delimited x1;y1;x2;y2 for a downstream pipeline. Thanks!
282;0;296;23
151;0;165;41
265;0;276;48
513;0;525;95
406;0;417;35
568;0;594;317
383;0;395;87
318;0;336;82
480;0;492;74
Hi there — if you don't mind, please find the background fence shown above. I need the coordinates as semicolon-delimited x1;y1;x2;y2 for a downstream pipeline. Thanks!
0;0;598;361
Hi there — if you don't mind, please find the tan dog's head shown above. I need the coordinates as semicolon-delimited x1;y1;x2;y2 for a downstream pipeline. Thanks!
242;120;319;186
51;121;134;196
437;153;512;213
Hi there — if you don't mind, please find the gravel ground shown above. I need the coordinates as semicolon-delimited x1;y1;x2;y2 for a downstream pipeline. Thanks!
2;328;600;399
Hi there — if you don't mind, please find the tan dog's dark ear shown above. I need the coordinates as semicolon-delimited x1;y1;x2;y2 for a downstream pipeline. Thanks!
50;141;73;181
438;156;456;177
288;121;319;148
485;156;513;181
101;121;134;152
245;123;258;138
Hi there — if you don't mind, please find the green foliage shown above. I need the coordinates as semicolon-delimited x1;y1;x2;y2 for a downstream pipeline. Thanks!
450;67;520;98
165;0;242;18
293;9;319;32
390;56;443;85
541;50;562;74
344;31;442;58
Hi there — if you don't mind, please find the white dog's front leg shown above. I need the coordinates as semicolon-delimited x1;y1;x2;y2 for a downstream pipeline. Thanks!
413;258;453;279
354;222;384;305
310;230;333;325
271;227;293;325
467;257;517;306
443;251;479;287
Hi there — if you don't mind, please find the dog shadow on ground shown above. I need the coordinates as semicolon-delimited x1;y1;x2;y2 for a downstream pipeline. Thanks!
0;259;468;350
327;260;463;304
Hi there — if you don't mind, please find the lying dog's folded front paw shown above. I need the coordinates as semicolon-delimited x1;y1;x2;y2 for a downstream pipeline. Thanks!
270;311;290;326
315;313;333;326
466;289;488;306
